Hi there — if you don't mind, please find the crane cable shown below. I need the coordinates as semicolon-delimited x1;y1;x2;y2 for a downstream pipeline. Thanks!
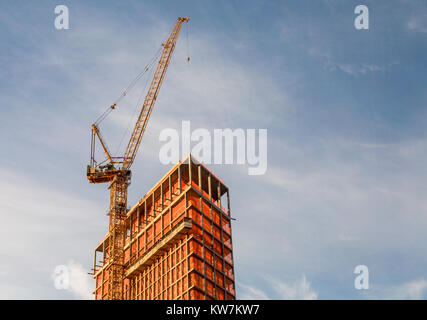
115;24;191;156
114;65;154;156
186;22;190;63
93;46;163;126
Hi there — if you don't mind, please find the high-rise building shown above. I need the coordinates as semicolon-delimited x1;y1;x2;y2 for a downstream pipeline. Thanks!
92;154;236;300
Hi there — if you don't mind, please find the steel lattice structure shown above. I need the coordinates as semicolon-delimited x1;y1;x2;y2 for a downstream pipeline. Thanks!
87;17;189;300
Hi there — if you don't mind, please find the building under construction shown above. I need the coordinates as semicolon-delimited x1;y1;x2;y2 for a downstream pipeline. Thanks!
92;155;235;300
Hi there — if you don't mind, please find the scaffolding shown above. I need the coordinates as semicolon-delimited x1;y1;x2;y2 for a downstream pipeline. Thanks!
93;154;236;300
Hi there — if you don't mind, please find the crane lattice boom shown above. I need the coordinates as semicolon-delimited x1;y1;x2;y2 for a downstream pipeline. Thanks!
123;16;189;169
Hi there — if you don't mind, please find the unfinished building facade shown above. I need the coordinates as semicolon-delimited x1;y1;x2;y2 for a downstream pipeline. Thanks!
92;154;236;300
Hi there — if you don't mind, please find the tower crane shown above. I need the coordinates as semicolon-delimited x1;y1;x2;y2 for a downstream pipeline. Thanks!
87;16;189;300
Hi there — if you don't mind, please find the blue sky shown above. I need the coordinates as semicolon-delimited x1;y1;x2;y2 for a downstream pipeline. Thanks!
1;0;427;299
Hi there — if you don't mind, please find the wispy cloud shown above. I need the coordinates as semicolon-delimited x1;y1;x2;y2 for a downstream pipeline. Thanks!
329;63;383;75
238;275;318;300
368;279;427;300
407;19;427;33
407;8;427;34
237;282;269;300
271;275;318;300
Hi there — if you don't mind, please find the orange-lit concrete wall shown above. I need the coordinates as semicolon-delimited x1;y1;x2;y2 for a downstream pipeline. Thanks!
93;155;235;300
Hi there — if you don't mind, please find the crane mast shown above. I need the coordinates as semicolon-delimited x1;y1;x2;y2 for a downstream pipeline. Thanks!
87;17;189;300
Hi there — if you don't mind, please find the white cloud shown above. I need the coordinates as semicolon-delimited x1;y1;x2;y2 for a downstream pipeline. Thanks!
309;47;384;76
238;275;318;300
0;167;104;299
65;261;93;300
270;275;318;300
330;63;383;75
398;279;427;299
368;279;427;300
237;282;269;300
407;13;427;33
